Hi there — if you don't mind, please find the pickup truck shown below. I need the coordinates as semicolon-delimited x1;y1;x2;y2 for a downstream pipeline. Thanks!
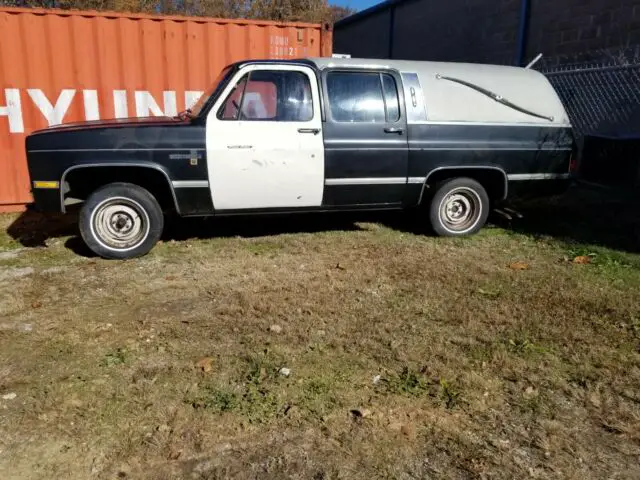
26;57;575;259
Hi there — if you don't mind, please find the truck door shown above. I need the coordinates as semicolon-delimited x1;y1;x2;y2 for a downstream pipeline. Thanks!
206;64;324;211
321;70;409;206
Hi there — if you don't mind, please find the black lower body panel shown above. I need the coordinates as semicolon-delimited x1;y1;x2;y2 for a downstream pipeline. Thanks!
322;184;405;207
507;179;572;200
32;189;63;212
175;187;214;215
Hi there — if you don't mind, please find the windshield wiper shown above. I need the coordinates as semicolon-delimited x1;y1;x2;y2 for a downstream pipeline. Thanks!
436;74;555;122
175;108;193;120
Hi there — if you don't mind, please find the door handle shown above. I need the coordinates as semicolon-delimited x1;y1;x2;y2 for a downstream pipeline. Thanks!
384;127;404;134
298;128;321;135
227;145;253;149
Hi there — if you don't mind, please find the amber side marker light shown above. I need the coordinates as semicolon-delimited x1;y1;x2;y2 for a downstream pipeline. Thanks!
33;181;60;189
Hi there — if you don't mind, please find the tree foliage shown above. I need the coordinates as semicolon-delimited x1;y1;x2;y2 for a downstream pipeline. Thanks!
0;0;355;24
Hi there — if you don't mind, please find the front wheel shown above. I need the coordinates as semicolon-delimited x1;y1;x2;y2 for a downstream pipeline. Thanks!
79;182;164;259
428;177;489;236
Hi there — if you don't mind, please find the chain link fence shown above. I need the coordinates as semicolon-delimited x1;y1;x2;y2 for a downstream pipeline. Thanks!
538;48;640;187
539;48;640;140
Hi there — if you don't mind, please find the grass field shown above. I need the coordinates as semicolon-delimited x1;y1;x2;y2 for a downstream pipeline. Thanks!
1;186;639;479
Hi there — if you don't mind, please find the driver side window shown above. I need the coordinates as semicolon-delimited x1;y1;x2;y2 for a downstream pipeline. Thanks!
219;75;248;120
217;69;313;122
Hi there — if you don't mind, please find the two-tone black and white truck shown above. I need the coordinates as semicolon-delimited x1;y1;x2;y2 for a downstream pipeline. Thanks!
26;57;575;259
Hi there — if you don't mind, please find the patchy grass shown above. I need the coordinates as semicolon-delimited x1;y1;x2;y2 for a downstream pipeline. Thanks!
439;379;462;409
378;367;431;397
102;348;128;367
505;335;550;356
1;186;640;479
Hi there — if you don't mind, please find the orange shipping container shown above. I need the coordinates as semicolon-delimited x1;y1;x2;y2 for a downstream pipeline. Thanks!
0;7;332;212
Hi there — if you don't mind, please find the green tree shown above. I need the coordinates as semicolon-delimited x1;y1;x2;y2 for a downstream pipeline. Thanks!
0;0;355;23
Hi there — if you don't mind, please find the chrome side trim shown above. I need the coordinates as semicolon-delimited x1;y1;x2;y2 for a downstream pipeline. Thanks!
30;148;205;153
325;139;407;145
59;163;181;214
408;120;572;128
507;173;571;181
325;148;409;151
400;72;428;122
407;145;572;151
320;62;394;70
172;180;210;188
408;177;426;184
325;177;408;186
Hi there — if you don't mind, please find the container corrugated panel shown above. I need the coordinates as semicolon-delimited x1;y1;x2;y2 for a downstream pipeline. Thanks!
0;7;332;211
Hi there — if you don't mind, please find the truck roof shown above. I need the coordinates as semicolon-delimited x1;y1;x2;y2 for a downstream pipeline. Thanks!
306;57;570;127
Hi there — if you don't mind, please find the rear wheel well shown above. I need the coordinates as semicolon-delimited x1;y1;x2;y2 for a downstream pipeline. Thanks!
64;166;177;213
421;168;507;204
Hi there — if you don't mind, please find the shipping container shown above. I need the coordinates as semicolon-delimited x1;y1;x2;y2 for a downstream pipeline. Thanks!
0;7;332;212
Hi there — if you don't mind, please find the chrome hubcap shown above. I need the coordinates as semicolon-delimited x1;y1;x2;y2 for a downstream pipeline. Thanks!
91;199;149;250
444;194;472;225
439;188;481;232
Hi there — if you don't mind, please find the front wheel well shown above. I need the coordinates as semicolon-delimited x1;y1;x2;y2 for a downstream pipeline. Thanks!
63;166;178;213
421;168;508;204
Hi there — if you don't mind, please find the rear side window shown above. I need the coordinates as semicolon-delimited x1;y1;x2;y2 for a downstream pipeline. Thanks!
327;72;385;123
218;70;313;121
381;74;400;122
326;72;401;123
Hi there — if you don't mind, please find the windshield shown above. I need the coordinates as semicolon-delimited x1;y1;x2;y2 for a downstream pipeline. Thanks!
189;66;233;117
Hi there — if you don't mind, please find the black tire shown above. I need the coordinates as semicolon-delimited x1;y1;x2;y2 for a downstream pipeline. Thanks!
79;182;164;259
428;177;489;237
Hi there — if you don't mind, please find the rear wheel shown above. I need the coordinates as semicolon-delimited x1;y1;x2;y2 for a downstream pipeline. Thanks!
79;182;164;259
428;177;489;236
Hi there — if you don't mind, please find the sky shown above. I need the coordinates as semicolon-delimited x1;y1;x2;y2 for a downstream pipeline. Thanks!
332;0;382;12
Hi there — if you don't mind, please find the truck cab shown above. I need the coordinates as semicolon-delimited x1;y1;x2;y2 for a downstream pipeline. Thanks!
26;58;575;259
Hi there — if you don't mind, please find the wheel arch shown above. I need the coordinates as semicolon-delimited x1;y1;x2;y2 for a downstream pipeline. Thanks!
60;163;180;214
419;166;509;205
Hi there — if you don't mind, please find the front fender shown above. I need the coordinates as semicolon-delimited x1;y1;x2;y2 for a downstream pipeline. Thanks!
28;157;179;214
59;162;180;214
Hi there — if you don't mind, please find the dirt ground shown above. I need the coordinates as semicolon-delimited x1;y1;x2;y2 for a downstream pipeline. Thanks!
1;186;639;479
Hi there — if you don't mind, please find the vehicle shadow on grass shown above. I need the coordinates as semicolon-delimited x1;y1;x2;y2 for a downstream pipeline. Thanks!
5;206;373;258
494;184;640;254
5;184;640;257
160;211;371;243
5;207;79;248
